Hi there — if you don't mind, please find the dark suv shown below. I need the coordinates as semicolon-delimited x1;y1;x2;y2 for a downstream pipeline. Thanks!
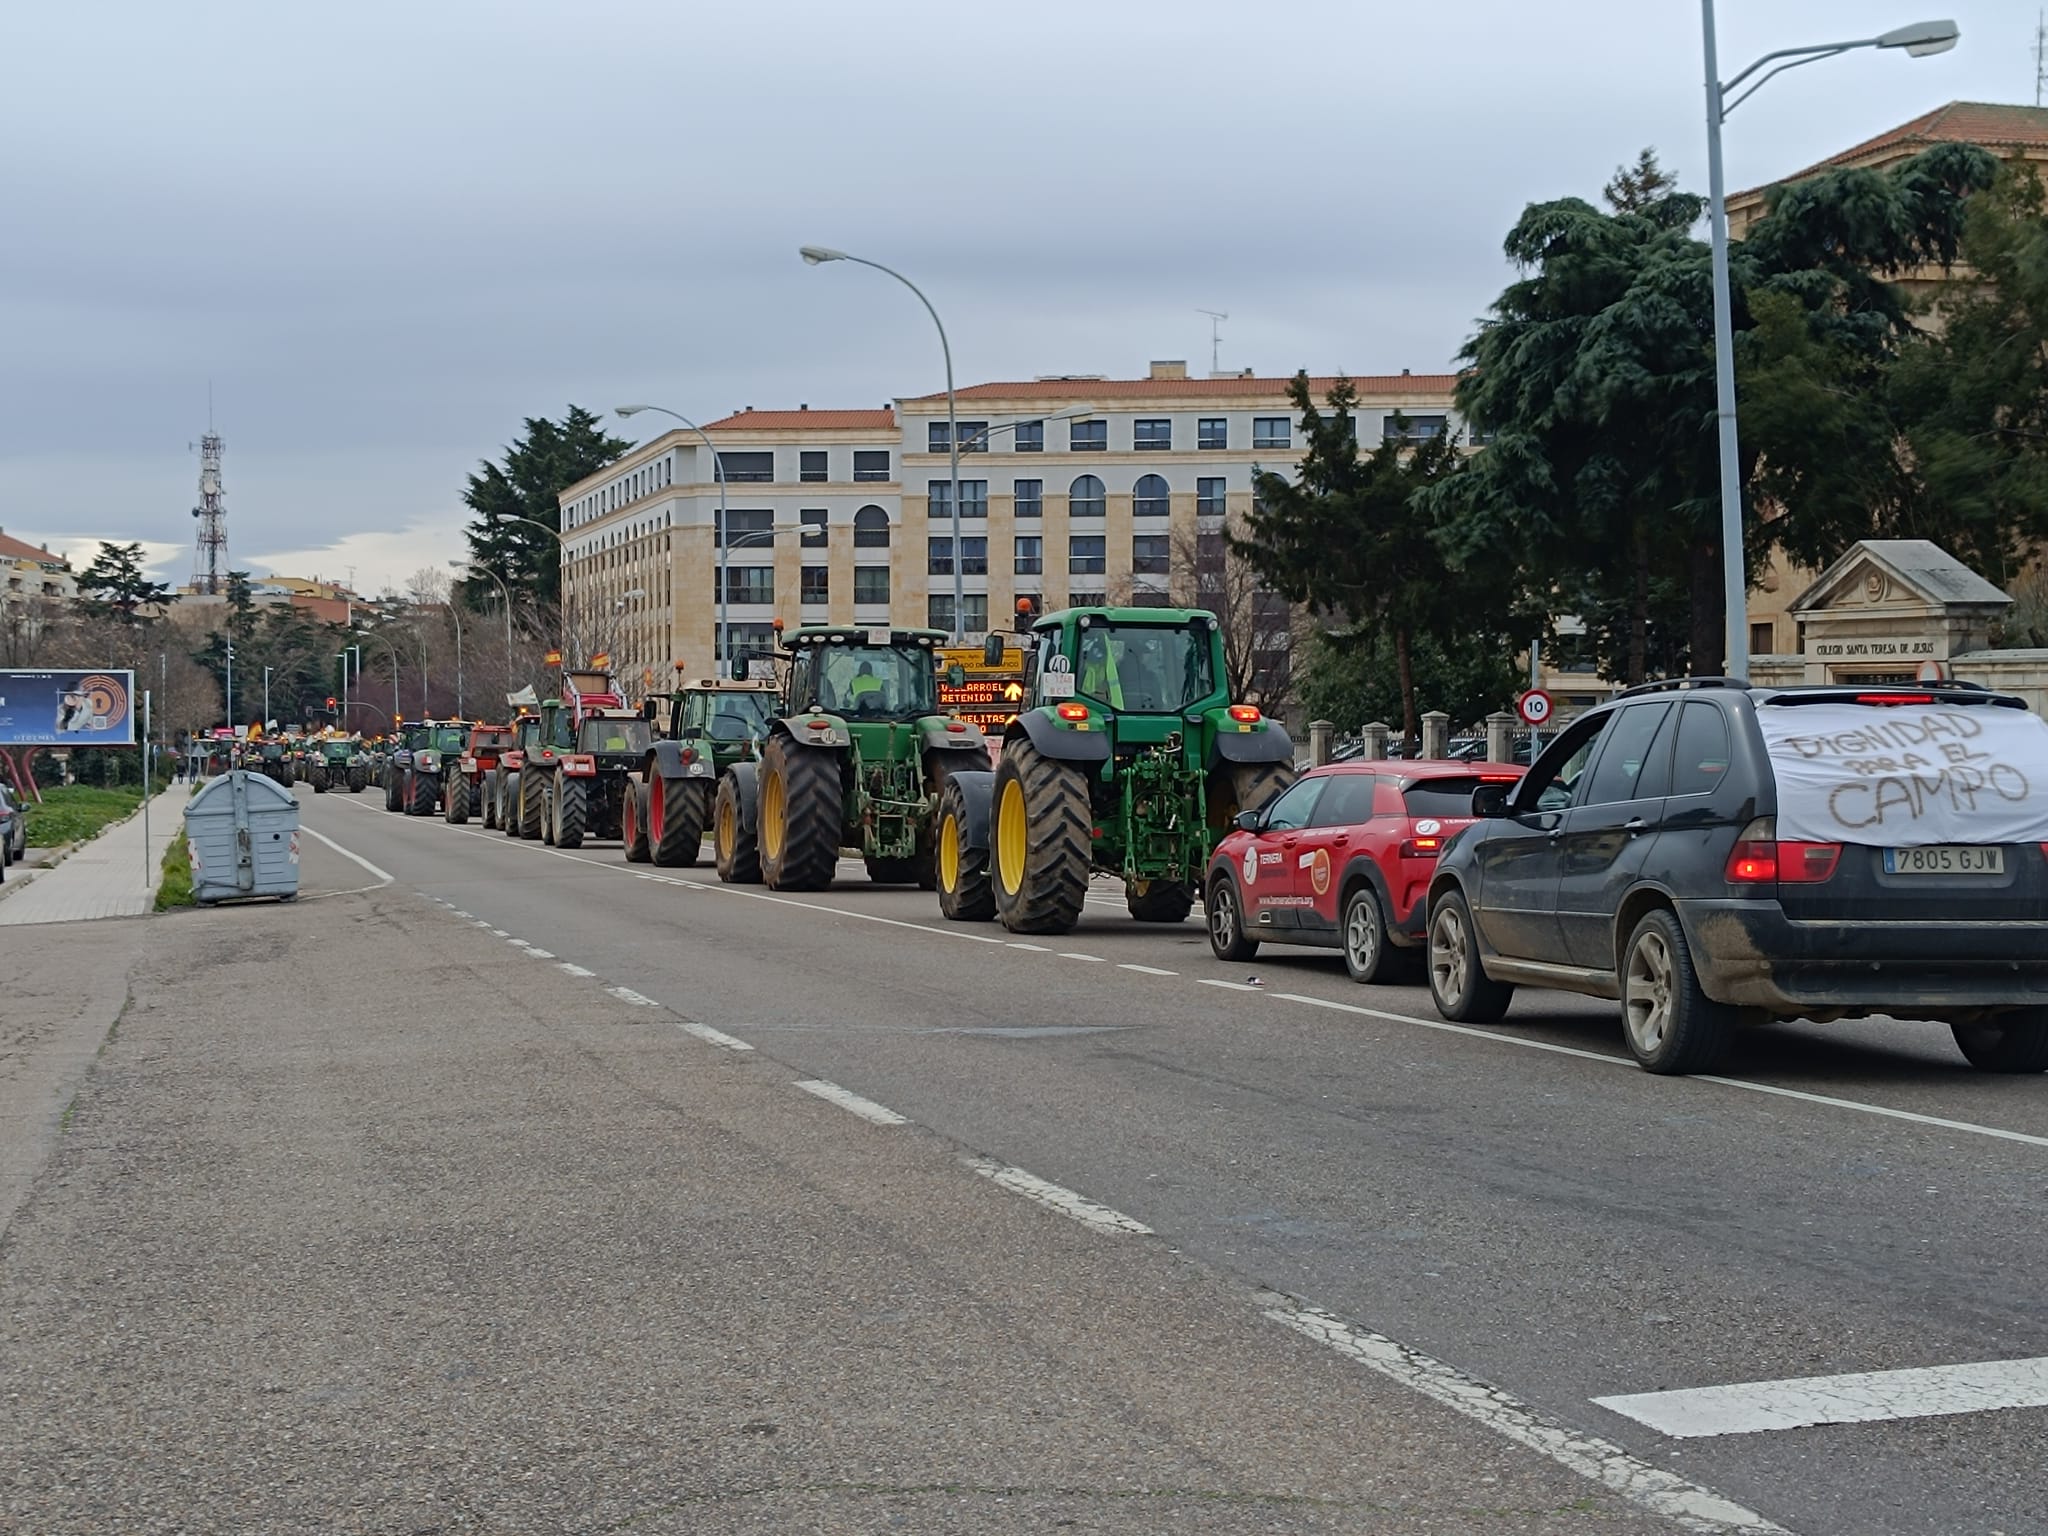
1425;680;2048;1075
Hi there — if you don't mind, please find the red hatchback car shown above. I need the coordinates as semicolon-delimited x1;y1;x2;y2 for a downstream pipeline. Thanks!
1206;759;1526;981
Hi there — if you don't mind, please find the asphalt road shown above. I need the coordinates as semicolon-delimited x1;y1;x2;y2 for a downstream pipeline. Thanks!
24;780;2042;1534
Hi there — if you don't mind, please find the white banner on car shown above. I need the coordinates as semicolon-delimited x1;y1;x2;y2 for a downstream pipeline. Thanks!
1756;702;2048;846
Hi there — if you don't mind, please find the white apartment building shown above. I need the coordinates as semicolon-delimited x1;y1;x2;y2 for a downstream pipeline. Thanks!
556;365;1463;689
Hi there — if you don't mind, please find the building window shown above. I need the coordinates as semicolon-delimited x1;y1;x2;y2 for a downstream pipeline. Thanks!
718;622;779;665
1750;622;1774;657
853;566;891;605
1070;419;1107;452
716;507;773;549
801;566;830;605
1133;474;1170;517
1198;417;1228;450
800;508;828;548
800;450;828;483
928;537;954;576
853;450;891;482
1069;475;1105;518
1252;418;1292;450
717;451;775;483
1068;589;1106;608
719;566;774;605
1134;418;1172;452
1132;534;1171;575
929;479;989;519
1130;590;1176;608
1013;420;1044;453
853;505;890;547
1069;536;1106;575
930;420;989;453
1383;413;1448;444
1013;478;1043;517
928;593;990;634
1197;476;1226;515
929;537;986;575
1014;536;1043;575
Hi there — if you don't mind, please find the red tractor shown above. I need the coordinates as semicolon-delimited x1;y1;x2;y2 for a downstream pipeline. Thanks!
445;722;514;826
517;670;652;848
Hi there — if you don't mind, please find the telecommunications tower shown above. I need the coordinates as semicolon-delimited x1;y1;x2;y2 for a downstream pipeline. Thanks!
191;429;227;594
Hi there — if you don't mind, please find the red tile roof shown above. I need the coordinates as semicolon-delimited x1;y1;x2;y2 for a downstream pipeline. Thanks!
1732;101;2048;202
697;408;897;432
0;530;69;566
900;374;1458;405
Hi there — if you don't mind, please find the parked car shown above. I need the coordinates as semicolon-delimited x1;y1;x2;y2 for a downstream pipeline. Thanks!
0;785;22;878
1207;758;1526;981
1425;679;2048;1074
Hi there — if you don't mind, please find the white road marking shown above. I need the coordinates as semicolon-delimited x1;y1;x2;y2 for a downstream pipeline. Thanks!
1275;992;1627;1066
1058;952;1107;962
1118;963;1177;976
1594;1356;2048;1439
795;1079;909;1125
1199;978;1263;993
451;910;472;918
1007;942;1052;952
1265;1299;1788;1536
296;825;392;884
1691;1076;2048;1151
514;944;556;959
678;1021;754;1052
963;1156;1153;1235
489;928;510;938
558;963;596;978
605;985;659;1007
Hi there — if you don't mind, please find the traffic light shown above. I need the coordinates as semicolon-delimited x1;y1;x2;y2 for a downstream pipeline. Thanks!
326;696;337;709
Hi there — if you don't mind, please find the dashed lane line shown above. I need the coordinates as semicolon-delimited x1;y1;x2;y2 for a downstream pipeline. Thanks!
795;1079;909;1125
1058;952;1107;963
558;963;597;978
1199;978;1264;993
1119;963;1177;976
963;1156;1153;1236
1593;1355;2048;1439
605;985;659;1008
1265;1299;1790;1536
1007;942;1052;952
679;1021;754;1052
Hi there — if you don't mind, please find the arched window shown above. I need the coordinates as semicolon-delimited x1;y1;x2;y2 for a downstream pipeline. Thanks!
853;505;891;548
1069;475;1105;518
1133;474;1170;517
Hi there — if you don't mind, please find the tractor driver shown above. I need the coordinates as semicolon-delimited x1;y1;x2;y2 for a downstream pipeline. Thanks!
1079;630;1125;709
847;659;886;714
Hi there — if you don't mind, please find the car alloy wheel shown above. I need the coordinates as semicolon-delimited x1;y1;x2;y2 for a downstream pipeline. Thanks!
1623;926;1675;1058
1343;888;1386;983
1428;905;1468;1010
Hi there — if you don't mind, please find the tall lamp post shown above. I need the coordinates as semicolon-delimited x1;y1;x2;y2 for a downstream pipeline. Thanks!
799;246;966;641
262;665;272;729
615;404;732;668
1702;9;1958;679
354;628;402;719
484;512;575;657
453;560;517;705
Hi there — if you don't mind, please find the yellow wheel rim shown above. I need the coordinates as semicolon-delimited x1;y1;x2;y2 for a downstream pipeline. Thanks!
939;812;960;892
761;769;785;861
996;777;1027;895
716;795;732;856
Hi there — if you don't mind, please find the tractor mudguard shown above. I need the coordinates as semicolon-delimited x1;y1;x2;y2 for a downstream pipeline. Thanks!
944;769;998;852
777;715;851;750
1012;709;1111;764
727;759;761;832
916;717;989;758
651;739;715;781
1208;718;1295;766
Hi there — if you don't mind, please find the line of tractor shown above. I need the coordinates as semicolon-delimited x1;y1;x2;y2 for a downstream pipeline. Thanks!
366;601;1296;936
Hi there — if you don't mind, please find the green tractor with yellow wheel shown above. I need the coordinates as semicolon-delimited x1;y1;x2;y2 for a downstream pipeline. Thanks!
933;605;1294;934
714;627;992;891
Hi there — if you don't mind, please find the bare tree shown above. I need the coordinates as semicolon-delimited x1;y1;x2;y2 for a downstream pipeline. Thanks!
1171;515;1297;715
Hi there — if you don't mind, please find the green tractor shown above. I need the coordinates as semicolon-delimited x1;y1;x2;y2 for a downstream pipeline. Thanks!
713;627;991;890
933;605;1294;933
625;675;778;866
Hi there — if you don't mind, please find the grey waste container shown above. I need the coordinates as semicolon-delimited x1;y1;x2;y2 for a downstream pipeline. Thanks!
183;769;301;904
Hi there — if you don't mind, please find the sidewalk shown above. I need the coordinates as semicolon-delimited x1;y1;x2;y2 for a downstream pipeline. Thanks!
0;784;184;926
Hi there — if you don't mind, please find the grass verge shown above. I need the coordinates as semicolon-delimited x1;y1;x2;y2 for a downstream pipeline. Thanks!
22;784;146;848
155;829;195;910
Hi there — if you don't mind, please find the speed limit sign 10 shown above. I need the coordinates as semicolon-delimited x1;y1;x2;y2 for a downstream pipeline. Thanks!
1517;689;1554;727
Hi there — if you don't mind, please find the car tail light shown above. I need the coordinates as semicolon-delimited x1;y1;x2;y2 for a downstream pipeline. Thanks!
1399;835;1444;859
1227;704;1261;723
1855;693;1935;705
1725;817;1840;885
1056;703;1090;722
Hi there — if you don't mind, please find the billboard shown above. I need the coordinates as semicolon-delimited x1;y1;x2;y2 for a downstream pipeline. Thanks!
937;646;1026;736
0;670;138;747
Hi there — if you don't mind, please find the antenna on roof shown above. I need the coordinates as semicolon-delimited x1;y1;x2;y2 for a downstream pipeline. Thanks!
1197;309;1228;375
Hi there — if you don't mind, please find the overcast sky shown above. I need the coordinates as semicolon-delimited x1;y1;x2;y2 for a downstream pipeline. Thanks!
2;0;2036;596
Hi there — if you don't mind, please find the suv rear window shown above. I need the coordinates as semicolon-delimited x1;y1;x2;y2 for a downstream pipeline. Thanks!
1670;702;1730;796
1402;779;1490;820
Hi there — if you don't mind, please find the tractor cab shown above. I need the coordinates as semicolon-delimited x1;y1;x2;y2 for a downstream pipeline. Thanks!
782;627;943;724
575;711;651;761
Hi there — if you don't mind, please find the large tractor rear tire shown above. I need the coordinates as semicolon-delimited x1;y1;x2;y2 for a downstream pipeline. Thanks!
1126;879;1195;923
622;780;651;862
384;770;403;812
935;773;995;922
990;739;1090;935
445;774;471;824
714;771;760;884
651;775;710;868
519;774;546;841
348;767;367;793
555;777;588;849
406;771;437;817
759;736;842;892
482;775;499;830
1210;760;1295;832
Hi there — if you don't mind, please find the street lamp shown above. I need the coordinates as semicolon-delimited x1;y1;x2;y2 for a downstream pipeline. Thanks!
616;404;736;669
450;559;516;664
262;665;272;729
353;627;402;719
799;245;966;640
486;512;575;658
1702;8;1959;679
